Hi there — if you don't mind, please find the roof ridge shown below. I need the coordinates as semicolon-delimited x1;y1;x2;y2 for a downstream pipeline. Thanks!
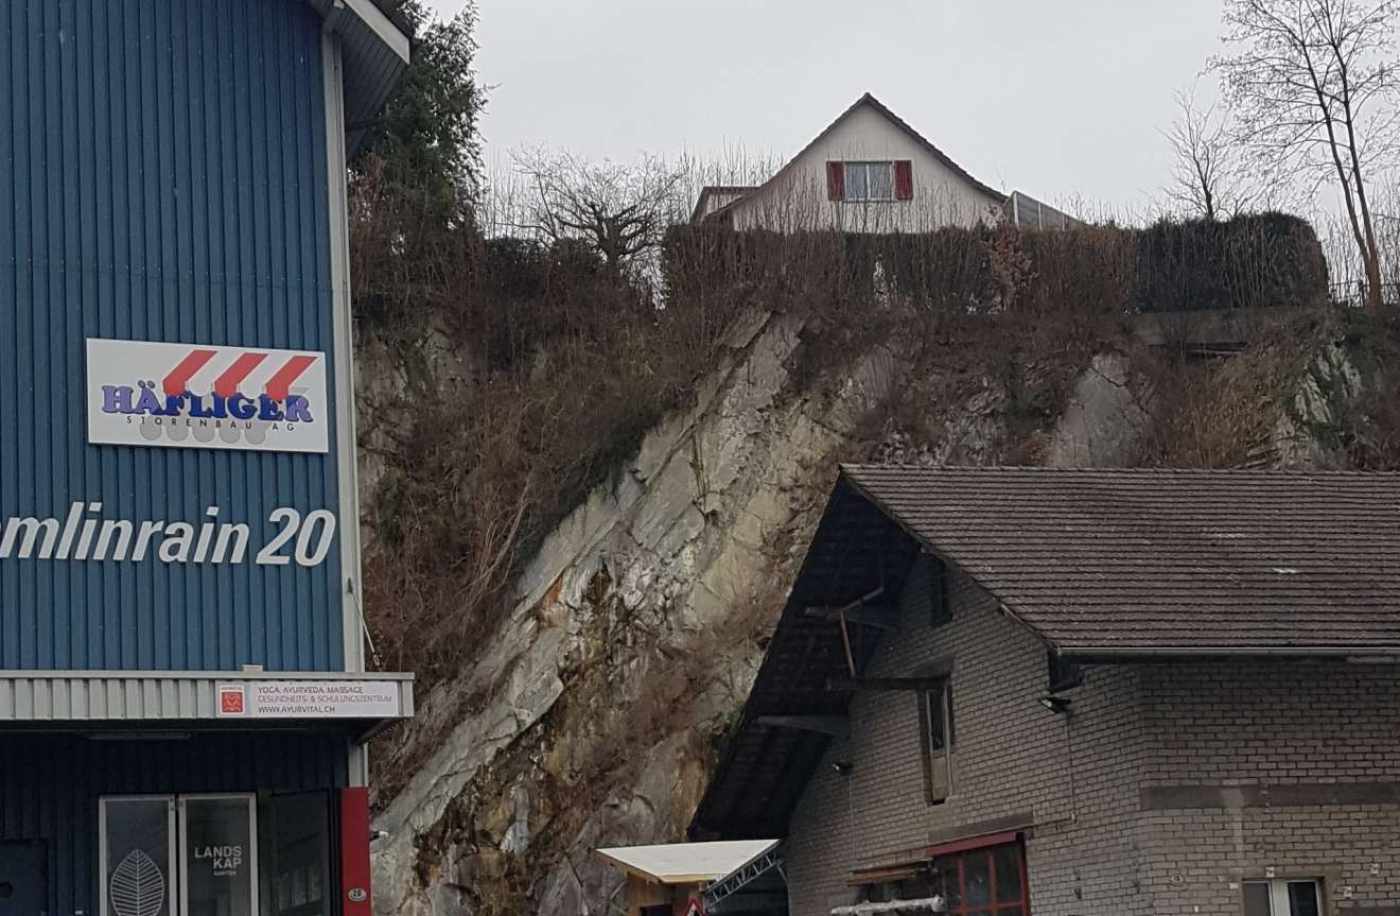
840;463;1400;476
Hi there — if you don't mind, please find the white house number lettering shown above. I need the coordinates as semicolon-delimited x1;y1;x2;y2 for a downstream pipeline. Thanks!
0;502;338;568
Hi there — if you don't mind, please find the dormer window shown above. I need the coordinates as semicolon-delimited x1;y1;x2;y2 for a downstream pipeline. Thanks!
826;160;914;201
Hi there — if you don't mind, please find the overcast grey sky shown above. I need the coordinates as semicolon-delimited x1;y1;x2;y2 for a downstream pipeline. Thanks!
426;0;1227;214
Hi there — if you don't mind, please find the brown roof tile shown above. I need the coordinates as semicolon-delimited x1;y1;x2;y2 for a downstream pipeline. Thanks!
842;465;1400;654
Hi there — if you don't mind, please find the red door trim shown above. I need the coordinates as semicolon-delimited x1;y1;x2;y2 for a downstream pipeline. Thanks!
339;787;373;916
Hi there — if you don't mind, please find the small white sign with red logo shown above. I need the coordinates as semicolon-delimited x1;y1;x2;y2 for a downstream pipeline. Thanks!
215;680;401;719
86;338;330;453
218;684;247;716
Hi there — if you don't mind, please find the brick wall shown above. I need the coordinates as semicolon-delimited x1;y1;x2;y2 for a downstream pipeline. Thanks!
1137;661;1400;915
779;557;1400;916
783;557;1151;916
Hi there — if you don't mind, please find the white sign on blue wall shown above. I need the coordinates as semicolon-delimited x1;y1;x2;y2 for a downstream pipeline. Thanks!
86;338;330;454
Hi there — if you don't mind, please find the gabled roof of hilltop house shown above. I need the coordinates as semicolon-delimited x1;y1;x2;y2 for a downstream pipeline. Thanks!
690;465;1400;839
702;92;1008;224
308;0;412;151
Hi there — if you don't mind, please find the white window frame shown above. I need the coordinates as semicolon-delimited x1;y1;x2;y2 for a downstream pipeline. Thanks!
177;794;259;916
99;795;178;916
844;161;896;202
1243;877;1322;915
99;793;259;916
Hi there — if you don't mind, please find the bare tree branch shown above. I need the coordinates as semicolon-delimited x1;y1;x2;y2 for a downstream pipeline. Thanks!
1162;83;1249;220
509;149;688;274
1211;0;1400;310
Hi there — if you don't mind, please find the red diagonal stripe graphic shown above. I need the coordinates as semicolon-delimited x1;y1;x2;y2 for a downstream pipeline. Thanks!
213;352;268;398
263;354;317;401
162;349;217;396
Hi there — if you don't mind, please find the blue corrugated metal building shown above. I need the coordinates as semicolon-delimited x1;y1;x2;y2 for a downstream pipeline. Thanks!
0;2;413;914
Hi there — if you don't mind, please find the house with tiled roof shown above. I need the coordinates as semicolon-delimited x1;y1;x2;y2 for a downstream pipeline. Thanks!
692;95;1075;234
690;466;1400;916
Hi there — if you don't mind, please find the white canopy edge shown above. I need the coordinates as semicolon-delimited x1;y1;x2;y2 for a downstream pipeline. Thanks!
596;840;780;885
0;670;413;730
832;897;947;915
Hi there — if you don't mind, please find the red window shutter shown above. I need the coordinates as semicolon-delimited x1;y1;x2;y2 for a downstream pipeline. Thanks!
826;161;844;200
894;160;913;200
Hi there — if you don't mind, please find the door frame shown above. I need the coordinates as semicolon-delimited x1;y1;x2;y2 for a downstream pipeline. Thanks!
98;795;178;916
177;793;259;916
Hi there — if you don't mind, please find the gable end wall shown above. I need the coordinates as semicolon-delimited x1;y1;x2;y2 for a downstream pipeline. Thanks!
782;557;1151;915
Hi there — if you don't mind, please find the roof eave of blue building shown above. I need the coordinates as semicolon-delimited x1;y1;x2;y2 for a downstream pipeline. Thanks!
307;0;411;153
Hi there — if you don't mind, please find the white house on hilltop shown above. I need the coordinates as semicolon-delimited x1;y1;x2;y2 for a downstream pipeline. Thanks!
693;93;1074;233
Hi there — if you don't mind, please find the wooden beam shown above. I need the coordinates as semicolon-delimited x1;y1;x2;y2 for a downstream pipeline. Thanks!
755;715;850;739
828;677;946;693
802;604;896;629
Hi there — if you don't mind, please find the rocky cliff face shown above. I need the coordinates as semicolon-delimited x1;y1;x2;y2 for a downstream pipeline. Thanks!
364;304;1383;916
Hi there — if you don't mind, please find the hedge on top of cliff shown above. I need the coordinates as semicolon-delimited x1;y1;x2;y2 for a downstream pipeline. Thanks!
662;211;1329;316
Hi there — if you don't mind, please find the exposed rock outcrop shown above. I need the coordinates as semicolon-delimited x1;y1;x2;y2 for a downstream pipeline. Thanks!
366;303;1377;916
371;310;903;915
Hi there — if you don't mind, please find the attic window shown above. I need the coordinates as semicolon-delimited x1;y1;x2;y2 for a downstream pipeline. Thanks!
828;160;913;201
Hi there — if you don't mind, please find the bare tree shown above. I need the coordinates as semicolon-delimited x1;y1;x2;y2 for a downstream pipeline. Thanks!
511;149;686;272
1163;85;1245;220
1211;0;1400;310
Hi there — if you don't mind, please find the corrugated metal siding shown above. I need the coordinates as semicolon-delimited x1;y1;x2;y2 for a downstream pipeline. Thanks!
0;731;348;916
0;670;413;721
0;0;344;671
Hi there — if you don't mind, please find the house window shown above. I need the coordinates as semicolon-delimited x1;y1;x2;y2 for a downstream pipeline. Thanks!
1243;879;1322;916
934;843;1029;916
826;160;914;202
846;162;894;201
929;556;951;627
919;678;954;804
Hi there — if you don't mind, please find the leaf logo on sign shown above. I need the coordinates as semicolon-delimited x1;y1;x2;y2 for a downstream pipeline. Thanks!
110;849;166;916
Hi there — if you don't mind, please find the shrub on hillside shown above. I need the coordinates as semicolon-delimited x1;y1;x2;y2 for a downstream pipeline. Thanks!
1133;212;1329;312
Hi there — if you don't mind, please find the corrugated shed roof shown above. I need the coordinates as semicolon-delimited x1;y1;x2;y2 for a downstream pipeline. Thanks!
843;465;1400;654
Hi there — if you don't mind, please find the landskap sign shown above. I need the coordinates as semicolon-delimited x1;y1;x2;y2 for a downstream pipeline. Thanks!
86;338;330;454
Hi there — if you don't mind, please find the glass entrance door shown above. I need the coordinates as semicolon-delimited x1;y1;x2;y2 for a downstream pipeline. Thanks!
100;795;259;916
101;797;177;916
259;793;332;916
178;796;258;916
